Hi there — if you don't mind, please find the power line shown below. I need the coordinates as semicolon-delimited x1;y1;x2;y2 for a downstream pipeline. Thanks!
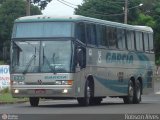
91;12;124;17
82;10;124;17
56;0;125;17
60;0;78;6
107;1;125;4
57;0;75;9
84;8;123;16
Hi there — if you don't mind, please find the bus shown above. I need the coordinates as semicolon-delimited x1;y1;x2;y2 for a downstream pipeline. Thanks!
10;15;155;107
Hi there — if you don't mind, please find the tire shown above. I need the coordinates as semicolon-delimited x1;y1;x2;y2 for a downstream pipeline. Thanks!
133;80;141;104
77;80;93;106
29;97;39;107
123;80;134;104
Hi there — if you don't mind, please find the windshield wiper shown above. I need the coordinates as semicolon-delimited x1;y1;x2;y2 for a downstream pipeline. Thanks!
23;55;36;74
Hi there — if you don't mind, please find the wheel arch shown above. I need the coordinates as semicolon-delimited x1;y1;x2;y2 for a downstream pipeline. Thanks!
86;75;95;95
86;75;94;86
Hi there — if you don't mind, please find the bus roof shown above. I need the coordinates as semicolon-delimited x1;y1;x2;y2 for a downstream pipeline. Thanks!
15;15;153;33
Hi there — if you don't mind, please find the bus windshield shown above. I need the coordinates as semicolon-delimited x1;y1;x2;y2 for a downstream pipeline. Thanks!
11;40;72;73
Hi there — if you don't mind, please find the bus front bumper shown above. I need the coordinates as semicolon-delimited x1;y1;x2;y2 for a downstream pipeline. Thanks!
11;85;75;98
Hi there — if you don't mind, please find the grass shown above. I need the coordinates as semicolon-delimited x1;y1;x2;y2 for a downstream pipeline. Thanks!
0;62;28;104
0;93;27;103
0;88;28;104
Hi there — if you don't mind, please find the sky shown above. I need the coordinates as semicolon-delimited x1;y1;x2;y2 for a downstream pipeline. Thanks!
42;0;83;15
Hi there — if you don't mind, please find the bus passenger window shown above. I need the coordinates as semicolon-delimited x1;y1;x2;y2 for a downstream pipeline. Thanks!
107;27;117;49
96;25;108;47
135;32;143;51
117;29;126;49
75;22;86;44
143;33;149;52
127;31;135;50
86;24;96;46
149;33;154;52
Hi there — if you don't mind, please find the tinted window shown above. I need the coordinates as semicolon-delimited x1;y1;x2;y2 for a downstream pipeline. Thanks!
75;22;86;43
149;33;154;52
117;28;126;49
143;33;149;52
127;30;135;50
14;22;72;38
107;27;117;49
86;24;96;45
96;25;108;47
135;32;143;51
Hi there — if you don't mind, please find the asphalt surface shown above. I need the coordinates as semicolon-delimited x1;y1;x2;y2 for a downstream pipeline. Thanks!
0;80;160;120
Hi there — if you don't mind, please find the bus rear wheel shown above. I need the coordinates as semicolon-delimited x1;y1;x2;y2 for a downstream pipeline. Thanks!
133;80;141;104
123;80;134;104
29;97;39;107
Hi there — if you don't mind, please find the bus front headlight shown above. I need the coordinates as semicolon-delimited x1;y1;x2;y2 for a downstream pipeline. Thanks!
55;80;73;85
55;81;62;85
11;81;25;85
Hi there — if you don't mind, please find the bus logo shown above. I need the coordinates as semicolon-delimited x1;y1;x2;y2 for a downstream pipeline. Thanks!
106;52;133;64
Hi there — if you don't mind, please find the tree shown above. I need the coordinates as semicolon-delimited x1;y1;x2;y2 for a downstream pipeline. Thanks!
75;0;143;23
31;0;52;10
0;0;41;60
1;0;52;9
75;0;160;64
75;0;124;23
132;13;155;27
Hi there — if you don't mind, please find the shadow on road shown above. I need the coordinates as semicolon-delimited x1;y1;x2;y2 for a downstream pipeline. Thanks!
33;101;152;108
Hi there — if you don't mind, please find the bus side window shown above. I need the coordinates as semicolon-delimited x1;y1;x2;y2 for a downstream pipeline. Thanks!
86;24;97;46
143;33;149;52
75;22;86;44
149;33;154;53
107;27;117;49
117;28;126;50
127;30;135;50
135;32;143;51
96;25;108;48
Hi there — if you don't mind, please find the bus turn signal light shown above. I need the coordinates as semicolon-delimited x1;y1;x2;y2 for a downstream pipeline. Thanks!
68;80;73;85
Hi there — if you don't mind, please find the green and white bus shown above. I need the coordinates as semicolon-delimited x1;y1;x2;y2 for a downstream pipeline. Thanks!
10;15;155;106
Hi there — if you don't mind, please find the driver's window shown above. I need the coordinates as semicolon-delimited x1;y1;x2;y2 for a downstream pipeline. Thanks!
76;45;86;69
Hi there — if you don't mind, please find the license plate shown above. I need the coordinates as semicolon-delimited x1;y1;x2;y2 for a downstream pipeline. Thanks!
35;89;46;94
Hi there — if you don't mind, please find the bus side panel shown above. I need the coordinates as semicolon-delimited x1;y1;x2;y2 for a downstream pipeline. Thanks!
77;48;155;97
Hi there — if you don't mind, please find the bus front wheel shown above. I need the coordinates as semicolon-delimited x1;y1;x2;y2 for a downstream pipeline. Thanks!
77;80;93;106
29;97;39;107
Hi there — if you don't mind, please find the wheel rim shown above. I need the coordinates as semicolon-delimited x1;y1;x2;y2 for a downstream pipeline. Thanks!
87;86;91;98
86;85;91;104
129;83;134;100
136;83;141;100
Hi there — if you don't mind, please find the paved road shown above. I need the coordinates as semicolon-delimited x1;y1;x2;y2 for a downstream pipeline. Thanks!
0;80;160;120
0;94;160;114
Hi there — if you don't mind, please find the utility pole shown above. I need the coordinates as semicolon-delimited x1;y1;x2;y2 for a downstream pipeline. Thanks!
124;0;128;24
26;0;31;16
